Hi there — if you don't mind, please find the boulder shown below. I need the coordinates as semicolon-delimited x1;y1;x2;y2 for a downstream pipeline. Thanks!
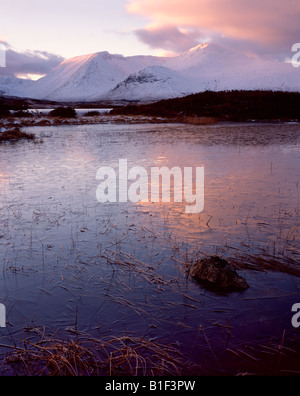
190;256;249;293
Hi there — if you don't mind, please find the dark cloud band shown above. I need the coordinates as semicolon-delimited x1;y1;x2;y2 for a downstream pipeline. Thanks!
0;42;64;77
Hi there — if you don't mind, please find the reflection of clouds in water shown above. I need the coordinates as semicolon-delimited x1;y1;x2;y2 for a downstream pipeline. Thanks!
0;172;10;186
0;122;299;255
0;123;299;366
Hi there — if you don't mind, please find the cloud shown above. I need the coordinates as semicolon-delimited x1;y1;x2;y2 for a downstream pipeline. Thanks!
135;25;204;53
127;0;300;59
0;42;64;78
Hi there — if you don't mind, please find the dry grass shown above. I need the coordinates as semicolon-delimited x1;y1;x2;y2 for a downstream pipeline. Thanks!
102;250;169;287
219;246;300;278
3;329;300;376
176;116;218;125
2;329;185;376
0;127;35;143
0;114;219;129
224;333;300;377
176;242;300;280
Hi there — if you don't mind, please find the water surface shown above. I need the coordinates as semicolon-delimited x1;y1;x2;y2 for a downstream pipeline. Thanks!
0;122;299;374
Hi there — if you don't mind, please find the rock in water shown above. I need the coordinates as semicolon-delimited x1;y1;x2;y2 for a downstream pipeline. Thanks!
190;257;249;293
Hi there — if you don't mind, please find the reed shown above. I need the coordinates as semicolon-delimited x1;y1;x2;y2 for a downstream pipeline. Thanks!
3;330;185;377
0;127;35;143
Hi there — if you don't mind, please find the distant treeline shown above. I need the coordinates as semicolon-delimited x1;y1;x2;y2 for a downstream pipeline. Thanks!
0;98;27;117
110;91;300;122
0;98;78;118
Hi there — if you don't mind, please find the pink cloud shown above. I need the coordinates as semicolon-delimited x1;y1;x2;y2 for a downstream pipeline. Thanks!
127;0;300;58
135;25;204;53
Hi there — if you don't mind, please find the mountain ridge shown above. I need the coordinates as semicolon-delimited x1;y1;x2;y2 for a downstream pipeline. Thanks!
1;43;299;102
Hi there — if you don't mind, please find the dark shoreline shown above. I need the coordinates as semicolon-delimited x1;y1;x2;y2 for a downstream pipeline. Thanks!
0;96;300;377
110;90;300;123
2;90;300;125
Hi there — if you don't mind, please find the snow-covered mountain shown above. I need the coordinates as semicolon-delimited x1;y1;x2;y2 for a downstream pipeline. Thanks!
20;51;167;101
0;76;35;97
1;43;300;102
97;44;300;101
93;66;197;101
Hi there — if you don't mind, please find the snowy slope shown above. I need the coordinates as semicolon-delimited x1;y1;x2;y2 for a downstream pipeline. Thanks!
1;43;300;102
94;43;300;101
167;43;250;72
0;76;35;97
20;52;167;101
93;66;198;101
100;44;300;100
173;44;300;92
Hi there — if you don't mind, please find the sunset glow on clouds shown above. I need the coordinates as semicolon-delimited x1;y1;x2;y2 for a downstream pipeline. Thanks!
135;25;204;54
1;0;300;79
126;0;300;58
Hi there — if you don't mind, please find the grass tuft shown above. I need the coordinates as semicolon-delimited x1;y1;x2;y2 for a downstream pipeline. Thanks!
0;127;35;143
3;330;185;377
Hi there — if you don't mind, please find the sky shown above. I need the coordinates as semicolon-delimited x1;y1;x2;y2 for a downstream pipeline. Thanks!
1;0;299;79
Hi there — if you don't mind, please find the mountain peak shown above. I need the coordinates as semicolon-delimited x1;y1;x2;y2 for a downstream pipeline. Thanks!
182;42;244;58
4;42;300;102
185;42;212;53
